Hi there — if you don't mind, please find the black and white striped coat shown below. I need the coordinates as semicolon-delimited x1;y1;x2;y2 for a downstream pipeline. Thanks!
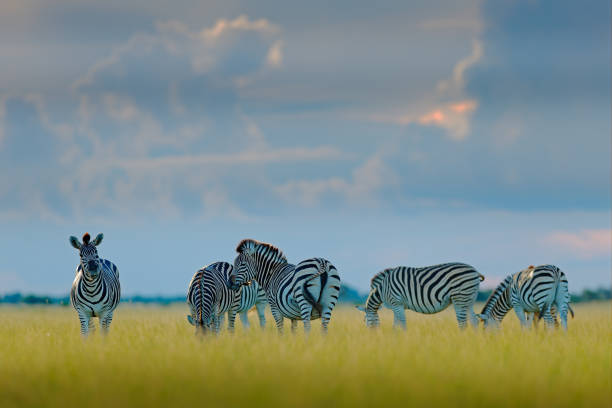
478;264;572;330
229;239;341;334
358;263;484;329
69;233;121;336
186;262;266;334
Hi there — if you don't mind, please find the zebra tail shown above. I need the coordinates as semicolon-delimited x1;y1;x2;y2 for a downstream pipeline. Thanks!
568;304;575;318
478;273;485;282
303;279;323;315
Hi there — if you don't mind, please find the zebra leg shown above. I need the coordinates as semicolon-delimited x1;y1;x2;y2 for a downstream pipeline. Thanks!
525;312;535;329
452;303;470;330
299;305;313;333
78;312;91;337
553;301;569;331
291;319;298;334
88;317;96;333
100;312;114;336
391;305;406;330
239;311;250;329
213;315;221;334
270;304;284;334
255;302;266;329
320;306;332;334
227;308;238;333
513;305;530;329
558;306;568;331
541;306;555;330
550;304;560;329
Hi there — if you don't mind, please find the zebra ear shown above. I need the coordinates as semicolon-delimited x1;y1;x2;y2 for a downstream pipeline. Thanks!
236;239;257;254
355;305;365;312
92;233;104;246
69;236;81;249
187;315;195;326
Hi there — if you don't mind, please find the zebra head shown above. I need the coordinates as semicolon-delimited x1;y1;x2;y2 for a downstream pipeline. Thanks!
229;239;259;291
69;232;104;278
186;312;214;335
229;252;257;291
476;312;502;329
354;305;370;326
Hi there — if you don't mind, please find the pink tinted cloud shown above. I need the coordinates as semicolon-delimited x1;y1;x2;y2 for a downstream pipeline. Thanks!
419;110;445;124
449;100;477;113
544;229;611;259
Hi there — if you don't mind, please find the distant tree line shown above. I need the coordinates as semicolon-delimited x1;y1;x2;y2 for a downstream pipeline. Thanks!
0;285;610;306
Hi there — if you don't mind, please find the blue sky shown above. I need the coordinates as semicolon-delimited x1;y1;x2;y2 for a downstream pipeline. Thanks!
0;0;610;295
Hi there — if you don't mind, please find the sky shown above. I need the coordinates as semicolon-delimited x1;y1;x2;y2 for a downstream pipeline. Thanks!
0;0;610;296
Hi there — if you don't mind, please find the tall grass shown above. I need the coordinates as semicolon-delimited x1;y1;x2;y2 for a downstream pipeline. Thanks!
0;303;609;408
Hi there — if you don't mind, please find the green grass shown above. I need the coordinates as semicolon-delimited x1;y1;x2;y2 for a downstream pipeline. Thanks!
0;303;610;408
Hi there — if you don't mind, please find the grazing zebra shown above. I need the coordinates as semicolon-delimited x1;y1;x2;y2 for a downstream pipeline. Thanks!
478;264;572;330
69;233;120;336
356;263;484;329
186;262;267;334
228;239;341;334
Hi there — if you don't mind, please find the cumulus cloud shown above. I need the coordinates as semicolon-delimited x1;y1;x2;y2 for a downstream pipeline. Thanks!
275;153;399;207
200;15;279;41
0;15;354;221
543;229;611;259
371;40;483;141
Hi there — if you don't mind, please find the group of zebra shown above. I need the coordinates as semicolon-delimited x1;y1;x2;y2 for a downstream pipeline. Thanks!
68;233;572;336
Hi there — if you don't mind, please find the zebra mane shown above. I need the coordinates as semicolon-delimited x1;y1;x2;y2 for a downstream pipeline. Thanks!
371;267;395;288
236;239;287;264
481;274;513;314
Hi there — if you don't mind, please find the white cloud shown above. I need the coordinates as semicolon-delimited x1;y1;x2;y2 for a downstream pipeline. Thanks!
200;15;279;41
266;40;284;68
370;40;483;141
73;15;282;91
1;15;359;222
81;146;348;172
543;229;611;259
275;153;398;207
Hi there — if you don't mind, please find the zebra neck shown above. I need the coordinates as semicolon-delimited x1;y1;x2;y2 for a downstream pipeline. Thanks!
255;262;288;291
481;275;513;318
82;273;102;285
488;299;512;321
79;272;103;296
484;286;512;321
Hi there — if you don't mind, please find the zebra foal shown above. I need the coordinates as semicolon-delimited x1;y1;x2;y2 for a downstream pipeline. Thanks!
186;262;267;334
69;232;120;336
357;263;484;329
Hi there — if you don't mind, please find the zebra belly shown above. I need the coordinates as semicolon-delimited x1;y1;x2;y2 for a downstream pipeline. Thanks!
404;297;451;314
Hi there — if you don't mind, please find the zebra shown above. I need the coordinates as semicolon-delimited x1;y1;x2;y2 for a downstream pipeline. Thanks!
356;263;484;330
478;264;572;330
186;261;267;334
69;232;120;336
228;239;341;334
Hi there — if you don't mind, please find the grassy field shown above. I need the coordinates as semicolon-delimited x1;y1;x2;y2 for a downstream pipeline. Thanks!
0;303;610;408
